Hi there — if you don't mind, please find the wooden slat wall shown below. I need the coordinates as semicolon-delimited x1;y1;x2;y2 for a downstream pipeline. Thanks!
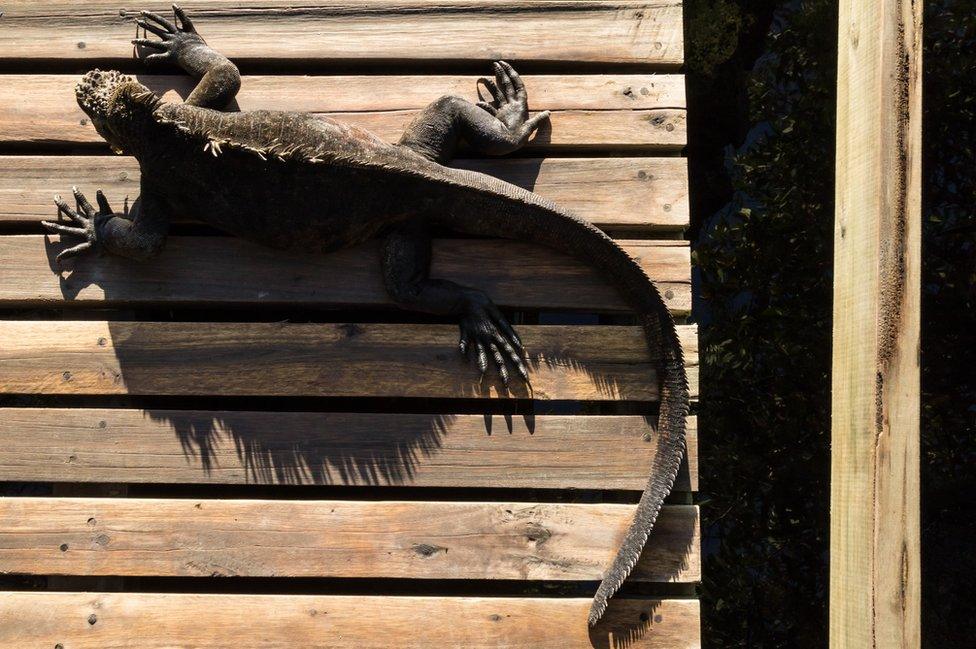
0;1;685;66
1;236;692;314
0;156;690;229
0;1;698;646
0;409;699;490
0;74;686;150
2;593;701;649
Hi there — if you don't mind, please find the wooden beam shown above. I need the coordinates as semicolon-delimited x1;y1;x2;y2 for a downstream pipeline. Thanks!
830;0;921;646
0;498;699;582
0;321;698;400
0;74;686;150
1;592;700;648
0;236;691;315
0;156;690;230
0;409;698;491
0;1;684;67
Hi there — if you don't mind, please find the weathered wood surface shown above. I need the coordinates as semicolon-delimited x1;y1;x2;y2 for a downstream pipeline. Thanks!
830;0;922;646
1;236;691;315
0;322;698;400
1;592;700;649
0;155;690;229
0;498;699;581
0;1;684;67
0;409;698;491
0;74;685;150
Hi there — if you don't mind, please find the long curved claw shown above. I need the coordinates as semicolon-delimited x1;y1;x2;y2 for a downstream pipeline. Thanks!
41;221;86;237
95;190;114;215
140;10;177;35
457;296;529;386
493;62;516;101
173;5;196;33
498;61;526;100
136;18;170;39
49;187;107;265
56;241;93;263
132;5;204;67
488;343;510;385
53;194;89;227
72;185;96;218
132;38;166;50
476;60;550;148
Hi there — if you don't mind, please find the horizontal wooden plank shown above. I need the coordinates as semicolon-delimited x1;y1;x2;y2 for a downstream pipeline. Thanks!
1;592;700;648
0;409;698;491
0;322;698;400
0;74;686;150
0;236;690;315
0;156;690;229
0;1;684;66
0;498;699;582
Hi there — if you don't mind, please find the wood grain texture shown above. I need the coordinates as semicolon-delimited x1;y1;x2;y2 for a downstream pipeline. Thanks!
830;0;922;646
0;236;691;315
0;155;690;229
0;592;700;649
0;74;686;150
0;1;684;66
0;321;698;400
0;409;698;491
0;498;699;582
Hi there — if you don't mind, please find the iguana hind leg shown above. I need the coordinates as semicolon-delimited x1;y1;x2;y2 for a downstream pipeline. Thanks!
398;61;550;164
381;220;528;384
132;4;241;110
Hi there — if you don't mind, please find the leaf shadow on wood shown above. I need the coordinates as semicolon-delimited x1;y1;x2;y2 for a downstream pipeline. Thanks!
41;256;659;492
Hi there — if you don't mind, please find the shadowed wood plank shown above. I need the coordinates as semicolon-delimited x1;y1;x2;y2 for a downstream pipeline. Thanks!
0;592;700;648
0;75;685;150
0;236;691;315
0;498;700;582
0;1;684;66
0;156;689;229
0;321;698;400
0;409;698;491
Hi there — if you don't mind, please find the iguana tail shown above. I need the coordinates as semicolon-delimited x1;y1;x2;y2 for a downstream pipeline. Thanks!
437;170;690;626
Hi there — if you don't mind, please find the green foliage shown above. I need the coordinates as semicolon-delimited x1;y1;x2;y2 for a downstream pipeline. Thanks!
918;2;976;645
693;3;836;646
685;0;748;76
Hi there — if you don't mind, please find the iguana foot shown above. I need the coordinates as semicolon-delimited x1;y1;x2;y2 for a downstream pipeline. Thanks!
132;4;204;66
42;187;114;263
475;61;551;143
458;291;527;385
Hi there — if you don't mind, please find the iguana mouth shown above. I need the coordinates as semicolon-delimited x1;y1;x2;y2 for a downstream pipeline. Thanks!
76;69;134;119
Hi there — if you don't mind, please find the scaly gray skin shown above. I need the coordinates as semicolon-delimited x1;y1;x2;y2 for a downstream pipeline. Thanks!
45;5;689;626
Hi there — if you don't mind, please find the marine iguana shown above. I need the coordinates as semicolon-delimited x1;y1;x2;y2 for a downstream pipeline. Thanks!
44;5;689;626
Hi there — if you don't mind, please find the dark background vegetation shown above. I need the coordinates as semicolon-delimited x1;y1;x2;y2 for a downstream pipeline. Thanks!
685;0;975;646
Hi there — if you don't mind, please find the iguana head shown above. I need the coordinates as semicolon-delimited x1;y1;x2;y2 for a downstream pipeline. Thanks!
76;69;160;154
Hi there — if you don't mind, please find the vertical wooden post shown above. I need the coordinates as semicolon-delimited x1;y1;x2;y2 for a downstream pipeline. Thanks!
831;0;921;646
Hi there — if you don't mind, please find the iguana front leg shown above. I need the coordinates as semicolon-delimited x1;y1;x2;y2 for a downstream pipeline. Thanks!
43;188;170;263
399;61;550;164
381;220;527;384
133;4;241;109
